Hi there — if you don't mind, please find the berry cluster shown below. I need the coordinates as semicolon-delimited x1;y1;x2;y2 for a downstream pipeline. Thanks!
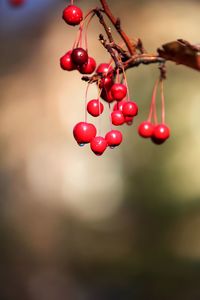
60;1;171;156
138;79;170;144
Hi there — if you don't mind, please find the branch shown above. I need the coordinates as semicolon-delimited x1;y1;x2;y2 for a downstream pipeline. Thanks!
82;54;165;83
84;1;200;89
99;34;123;70
100;0;136;55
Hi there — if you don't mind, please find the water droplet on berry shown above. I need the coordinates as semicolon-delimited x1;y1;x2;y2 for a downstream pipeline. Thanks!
109;146;116;149
79;143;85;147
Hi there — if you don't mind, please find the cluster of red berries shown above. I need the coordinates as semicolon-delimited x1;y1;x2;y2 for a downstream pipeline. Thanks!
138;121;170;144
60;2;170;155
61;3;96;75
138;79;170;144
8;0;25;7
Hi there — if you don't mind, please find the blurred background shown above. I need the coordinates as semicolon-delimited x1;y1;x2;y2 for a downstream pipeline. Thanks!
0;0;200;299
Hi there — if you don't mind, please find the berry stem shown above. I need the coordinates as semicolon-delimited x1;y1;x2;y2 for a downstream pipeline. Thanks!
148;79;159;124
116;68;120;83
70;0;74;5
85;83;90;123
160;79;165;124
122;66;130;101
84;12;95;52
109;103;113;131
73;23;84;49
97;81;102;136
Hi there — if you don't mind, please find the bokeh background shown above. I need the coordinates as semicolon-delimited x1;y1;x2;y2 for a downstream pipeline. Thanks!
0;0;200;299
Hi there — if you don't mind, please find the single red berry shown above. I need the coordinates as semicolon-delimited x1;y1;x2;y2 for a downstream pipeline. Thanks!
60;50;76;71
71;48;88;66
87;99;104;117
100;88;114;103
152;124;170;144
123;101;138;117
9;0;25;6
138;121;154;138
99;75;114;90
90;137;107;156
78;57;96;74
62;5;83;26
105;130;123;148
125;116;134;125
96;63;113;75
73;122;96;145
111;110;125;126
111;84;127;101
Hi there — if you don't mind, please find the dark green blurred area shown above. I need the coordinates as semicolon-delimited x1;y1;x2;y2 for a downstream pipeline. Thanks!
0;0;200;299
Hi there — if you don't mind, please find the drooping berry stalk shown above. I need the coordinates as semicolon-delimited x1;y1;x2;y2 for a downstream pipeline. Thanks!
160;79;165;124
147;79;159;124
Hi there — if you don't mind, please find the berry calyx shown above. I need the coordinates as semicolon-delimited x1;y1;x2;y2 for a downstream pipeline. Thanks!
78;57;96;74
152;124;170;144
96;63;113;75
63;5;83;26
105;130;123;147
73;122;96;145
111;83;127;101
71;48;88;66
138;121;154;138
111;110;125;126
60;50;76;71
90;137;107;156
122;101;138;117
87;99;104;117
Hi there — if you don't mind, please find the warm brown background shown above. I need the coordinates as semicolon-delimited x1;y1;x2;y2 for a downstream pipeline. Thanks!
0;0;200;299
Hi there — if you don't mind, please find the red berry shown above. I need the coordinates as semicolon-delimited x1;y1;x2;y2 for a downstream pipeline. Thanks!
71;48;88;66
111;84;127;101
90;137;107;156
100;88;114;103
9;0;25;6
60;50;76;71
138;121;154;138
99;75;114;90
111;110;125;126
105;130;123;148
125;116;134;125
78;57;96;74
73;122;96;145
123;101;138;117
87;99;104;117
152;124;170;144
63;5;83;26
96;63;113;75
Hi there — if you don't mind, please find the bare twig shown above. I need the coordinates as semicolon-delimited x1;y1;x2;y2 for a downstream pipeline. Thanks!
100;0;136;55
99;34;123;69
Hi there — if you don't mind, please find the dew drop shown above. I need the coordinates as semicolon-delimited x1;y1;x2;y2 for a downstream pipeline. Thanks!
79;143;85;147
